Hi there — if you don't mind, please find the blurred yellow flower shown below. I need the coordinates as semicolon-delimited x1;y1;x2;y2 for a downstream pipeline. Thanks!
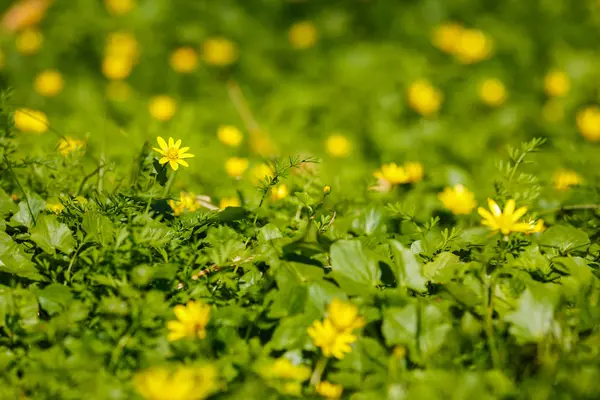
225;157;249;178
288;21;318;49
252;163;274;183
407;79;442;117
169;192;200;216
325;134;351;158
170;47;199;73
15;108;48;134
323;185;331;194
217;125;243;147
16;27;43;55
0;0;51;32
271;184;289;201
202;37;238;66
542;99;564;123
270;358;311;381
374;161;422;186
404;161;424;183
153;136;194;171
455;28;493;64
432;22;463;54
281;382;302;396
553;169;582;191
106;31;139;59
149;95;177;121
327;298;365;332
576;106;600;141
34;69;63;97
104;0;136;15
527;219;545;234
307;318;356;359
316;381;343;399
219;196;240;210
544;69;570;97
133;364;219;400
102;55;133;80
46;202;64;214
57;136;85;156
438;184;477;215
106;80;132;102
478;198;531;235
392;345;406;359
167;300;211;341
478;78;507;107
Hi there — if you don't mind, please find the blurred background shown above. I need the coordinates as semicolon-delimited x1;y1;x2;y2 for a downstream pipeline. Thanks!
2;0;600;205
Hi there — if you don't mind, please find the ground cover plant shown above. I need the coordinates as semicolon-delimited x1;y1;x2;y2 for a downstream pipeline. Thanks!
1;0;600;399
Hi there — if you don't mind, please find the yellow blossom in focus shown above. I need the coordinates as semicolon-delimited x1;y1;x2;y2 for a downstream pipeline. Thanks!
34;69;64;97
438;184;477;215
219;197;240;210
57;136;85;156
167;300;211;341
133;364;219;400
104;0;136;15
325;134;351;158
478;78;507;107
454;28;493;64
553;169;583;191
153;136;195;171
202;37;238;66
170;47;199;73
15;108;48;134
225;157;249;178
326;298;365;332
106;80;132;102
542;100;564;123
316;381;343;399
307;318;356;359
271;184;289;201
252;163;274;183
576;106;600;142
16;27;43;55
478;198;532;236
0;0;52;32
46;202;64;214
217;125;243;147
407;79;442;117
432;22;464;54
544;69;570;97
288;21;318;49
149;96;177;121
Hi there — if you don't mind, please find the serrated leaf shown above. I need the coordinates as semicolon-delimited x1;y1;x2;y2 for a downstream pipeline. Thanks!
329;240;380;295
389;240;427;292
30;214;75;255
9;195;45;229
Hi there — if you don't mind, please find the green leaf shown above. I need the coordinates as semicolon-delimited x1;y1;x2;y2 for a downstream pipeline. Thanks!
217;206;246;222
539;224;590;252
36;284;72;315
389;240;427;292
82;211;115;245
329;239;380;295
504;289;555;344
423;252;461;283
30;214;76;255
9;194;45;229
0;232;45;281
0;188;16;218
268;314;312;351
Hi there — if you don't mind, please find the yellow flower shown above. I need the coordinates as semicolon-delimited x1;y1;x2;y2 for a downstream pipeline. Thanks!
478;78;507;107
219;196;240;210
57;136;85;156
553;169;583;191
432;22;464;54
16;27;43;55
169;192;200;216
34;69;64;97
46;202;64;214
542;100;564;123
477;198;532;236
576;106;600;142
544;69;570;97
106;31;139;60
133;364;219;400
282;381;302;396
170;47;199;73
527;219;545;234
167;300;211;341
407;79;443;117
438;184;477;215
307;318;356;359
153;136;195;171
0;0;52;32
15;108;48;134
225;157;249;178
102;56;133;80
404;162;424;183
392;345;406;359
149;96;177;121
104;0;136;15
106;80;132;102
326;298;365;332
374;162;408;185
288;21;318;49
251;163;274;183
271;184;289;201
454;28;493;64
323;185;331;195
325;134;351;158
217;125;243;147
202;37;238;66
316;381;343;399
270;358;311;381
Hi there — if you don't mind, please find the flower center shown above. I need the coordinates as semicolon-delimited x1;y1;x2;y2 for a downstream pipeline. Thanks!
167;148;178;160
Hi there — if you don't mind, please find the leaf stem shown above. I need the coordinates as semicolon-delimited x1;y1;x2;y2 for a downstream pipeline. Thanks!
309;355;329;387
483;274;501;369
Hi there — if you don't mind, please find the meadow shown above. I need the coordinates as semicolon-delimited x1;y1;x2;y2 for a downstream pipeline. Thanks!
1;0;600;399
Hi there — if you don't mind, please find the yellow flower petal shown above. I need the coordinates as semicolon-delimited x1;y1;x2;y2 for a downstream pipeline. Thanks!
503;199;515;215
174;139;181;149
177;159;189;167
157;136;168;152
152;147;167;156
159;157;169;164
512;206;528;222
487;198;501;216
178;152;195;159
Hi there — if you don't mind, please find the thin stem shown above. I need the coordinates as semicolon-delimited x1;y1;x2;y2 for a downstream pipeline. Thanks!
4;155;35;226
145;175;157;214
309;356;329;387
483;274;501;369
163;169;177;197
